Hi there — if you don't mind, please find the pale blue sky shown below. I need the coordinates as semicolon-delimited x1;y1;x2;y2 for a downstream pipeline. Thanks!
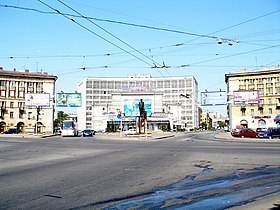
1;0;280;115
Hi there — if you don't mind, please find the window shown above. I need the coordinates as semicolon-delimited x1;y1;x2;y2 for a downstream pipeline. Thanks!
1;90;5;97
277;87;280;94
86;81;93;88
28;112;32;119
250;109;254;116
19;81;25;87
10;112;14;119
108;81;114;89
179;80;185;88
9;90;15;97
0;80;6;86
267;77;271;83
129;81;135;88
260;99;264;104
258;88;263;95
239;80;245;85
249;79;253;84
101;81;107;88
10;102;14;108
171;80;177;88
259;109;263;115
37;82;43;88
93;81;100;88
241;109;246;116
28;82;33;87
18;102;24;108
267;87;273;94
10;81;16;87
269;108;272;115
258;78;263;84
19;111;23;118
268;98;272;104
115;81;121;89
157;81;163;88
164;81;170;88
19;91;24;98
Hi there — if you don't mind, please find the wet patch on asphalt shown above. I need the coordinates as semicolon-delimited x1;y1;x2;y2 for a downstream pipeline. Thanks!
72;166;280;209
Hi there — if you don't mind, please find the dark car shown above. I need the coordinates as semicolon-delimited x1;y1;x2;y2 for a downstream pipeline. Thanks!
82;129;94;137
231;128;258;138
257;127;280;139
3;128;18;134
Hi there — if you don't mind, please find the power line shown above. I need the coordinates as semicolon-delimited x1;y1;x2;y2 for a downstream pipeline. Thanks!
0;4;238;43
185;45;280;66
56;0;164;71
37;0;156;68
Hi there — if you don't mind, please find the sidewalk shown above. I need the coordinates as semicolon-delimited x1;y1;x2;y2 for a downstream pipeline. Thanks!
0;133;57;138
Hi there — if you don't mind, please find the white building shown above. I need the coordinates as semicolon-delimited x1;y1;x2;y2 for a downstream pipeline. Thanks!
77;75;198;132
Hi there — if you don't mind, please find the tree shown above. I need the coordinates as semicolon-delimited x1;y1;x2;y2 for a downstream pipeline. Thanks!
54;111;69;127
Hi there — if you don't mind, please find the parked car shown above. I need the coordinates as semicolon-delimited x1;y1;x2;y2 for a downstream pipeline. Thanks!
256;128;267;133
257;127;280;139
82;129;94;137
3;128;18;134
124;129;137;135
231;128;259;138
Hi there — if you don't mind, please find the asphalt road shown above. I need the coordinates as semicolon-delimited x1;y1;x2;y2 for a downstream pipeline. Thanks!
0;132;279;209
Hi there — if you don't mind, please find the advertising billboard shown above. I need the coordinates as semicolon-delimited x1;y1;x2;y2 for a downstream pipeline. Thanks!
25;93;50;107
56;93;82;107
201;91;227;106
233;90;260;104
123;99;152;117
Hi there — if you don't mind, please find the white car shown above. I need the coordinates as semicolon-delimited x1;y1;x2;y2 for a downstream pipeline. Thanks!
124;129;137;135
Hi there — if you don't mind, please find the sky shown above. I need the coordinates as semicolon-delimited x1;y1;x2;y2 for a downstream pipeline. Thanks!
1;0;280;116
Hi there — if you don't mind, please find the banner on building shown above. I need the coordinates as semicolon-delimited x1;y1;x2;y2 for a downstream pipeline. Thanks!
123;99;152;117
201;91;227;106
233;90;260;104
25;93;50;107
56;93;82;107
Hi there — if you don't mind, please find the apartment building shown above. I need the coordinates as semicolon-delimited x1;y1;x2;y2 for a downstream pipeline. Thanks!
0;68;57;134
225;65;280;130
77;75;198;132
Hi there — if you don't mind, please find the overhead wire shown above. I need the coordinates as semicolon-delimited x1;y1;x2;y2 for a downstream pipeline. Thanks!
56;0;167;76
1;3;279;74
184;44;280;66
37;0;155;68
0;4;237;42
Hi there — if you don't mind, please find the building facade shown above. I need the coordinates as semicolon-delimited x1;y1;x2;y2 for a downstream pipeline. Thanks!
77;75;198;132
225;65;280;130
0;68;57;134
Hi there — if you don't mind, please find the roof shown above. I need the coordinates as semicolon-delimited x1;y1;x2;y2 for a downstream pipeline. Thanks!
225;65;280;83
0;68;57;80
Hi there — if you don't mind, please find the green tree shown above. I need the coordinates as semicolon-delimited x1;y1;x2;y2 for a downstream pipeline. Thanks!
54;111;69;127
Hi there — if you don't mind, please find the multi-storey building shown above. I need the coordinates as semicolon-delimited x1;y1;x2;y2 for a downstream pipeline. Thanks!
77;75;198;132
225;65;280;130
0;67;57;134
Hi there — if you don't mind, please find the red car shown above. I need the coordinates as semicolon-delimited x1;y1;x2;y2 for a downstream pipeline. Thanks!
231;128;259;138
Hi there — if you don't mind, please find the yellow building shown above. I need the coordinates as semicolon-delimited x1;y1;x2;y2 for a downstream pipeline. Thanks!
225;65;280;130
0;68;57;134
